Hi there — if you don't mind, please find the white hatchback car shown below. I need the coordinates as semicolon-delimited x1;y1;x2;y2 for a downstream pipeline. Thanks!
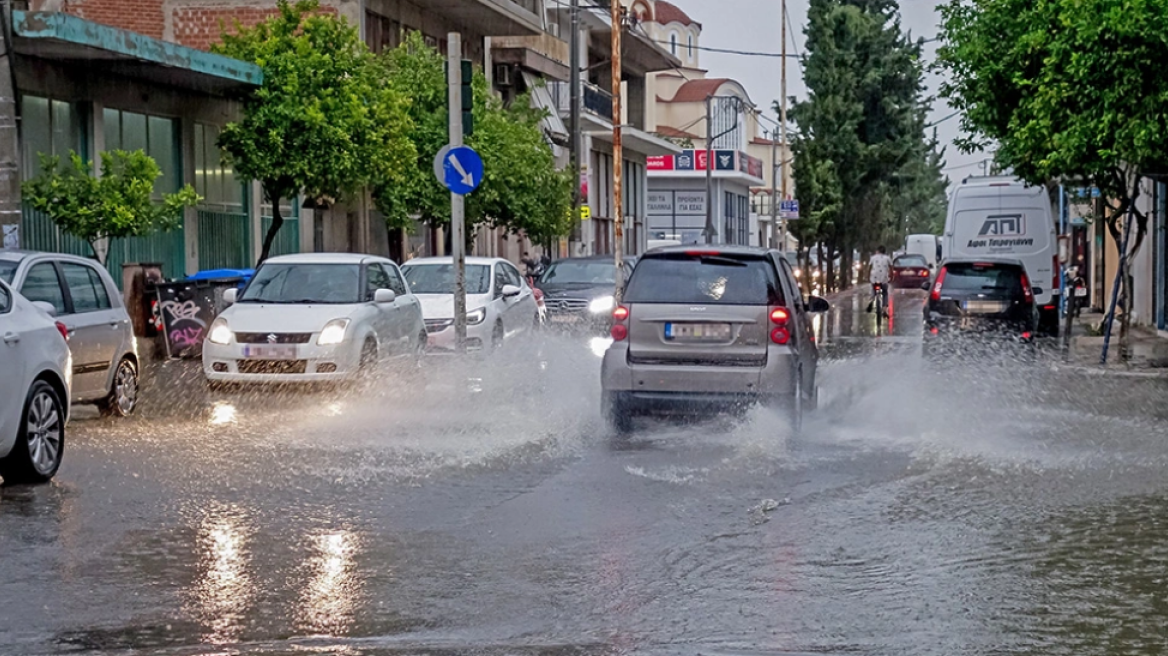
202;253;426;384
401;256;539;352
0;250;139;416
0;279;71;484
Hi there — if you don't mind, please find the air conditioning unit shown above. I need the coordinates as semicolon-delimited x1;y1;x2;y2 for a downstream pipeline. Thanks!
495;64;513;86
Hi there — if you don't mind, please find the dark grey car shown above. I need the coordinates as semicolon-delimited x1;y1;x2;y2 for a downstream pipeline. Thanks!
537;256;634;333
600;246;829;433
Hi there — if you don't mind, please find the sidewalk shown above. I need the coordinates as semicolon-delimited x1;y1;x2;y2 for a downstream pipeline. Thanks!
1064;310;1168;376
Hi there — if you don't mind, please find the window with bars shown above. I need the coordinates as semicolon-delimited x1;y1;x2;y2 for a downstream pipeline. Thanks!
364;11;402;53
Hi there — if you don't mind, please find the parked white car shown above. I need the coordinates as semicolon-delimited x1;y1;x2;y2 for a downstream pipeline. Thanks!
202;253;426;385
0;279;71;484
0;250;139;416
402;256;540;352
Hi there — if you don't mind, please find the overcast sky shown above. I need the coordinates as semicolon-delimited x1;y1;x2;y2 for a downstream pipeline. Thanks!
680;0;989;187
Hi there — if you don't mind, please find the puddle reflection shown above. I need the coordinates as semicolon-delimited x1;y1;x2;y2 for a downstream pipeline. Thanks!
188;505;254;643
298;530;362;635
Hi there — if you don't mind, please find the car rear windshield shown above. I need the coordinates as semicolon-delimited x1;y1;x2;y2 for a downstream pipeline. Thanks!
895;255;928;267
240;263;360;304
0;260;17;284
403;264;491;295
942;263;1024;293
624;252;783;305
539;261;614;285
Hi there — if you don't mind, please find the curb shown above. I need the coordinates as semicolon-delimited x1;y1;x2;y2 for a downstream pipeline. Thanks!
1049;363;1168;380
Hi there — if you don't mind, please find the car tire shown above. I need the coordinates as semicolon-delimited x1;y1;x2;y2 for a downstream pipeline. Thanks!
0;380;65;485
603;391;634;435
97;357;139;418
358;339;378;378
788;369;804;436
492;322;504;350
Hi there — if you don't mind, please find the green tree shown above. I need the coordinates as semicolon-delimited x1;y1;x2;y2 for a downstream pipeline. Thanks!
789;0;946;290
935;0;1168;358
213;0;415;264
378;32;573;245
23;150;199;264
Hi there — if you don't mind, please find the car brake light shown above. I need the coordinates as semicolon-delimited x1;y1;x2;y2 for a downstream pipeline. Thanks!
929;326;939;335
1021;271;1034;304
770;306;791;344
613;306;629;322
930;267;947;301
55;321;68;340
1022;331;1033;340
611;324;628;341
684;250;720;257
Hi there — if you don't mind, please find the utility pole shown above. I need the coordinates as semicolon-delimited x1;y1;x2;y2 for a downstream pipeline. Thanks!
612;1;625;303
769;129;779;250
448;33;467;353
704;94;715;244
569;0;581;256
779;0;789;253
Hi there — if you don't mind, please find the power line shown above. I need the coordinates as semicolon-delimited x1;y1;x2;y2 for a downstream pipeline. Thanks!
645;38;802;59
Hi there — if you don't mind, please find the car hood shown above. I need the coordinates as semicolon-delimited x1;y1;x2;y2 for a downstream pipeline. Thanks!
220;303;360;333
537;284;613;301
414;293;491;320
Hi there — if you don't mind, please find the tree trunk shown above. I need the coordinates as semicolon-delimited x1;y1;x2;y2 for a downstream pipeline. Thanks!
1101;201;1135;365
819;241;831;292
258;195;283;267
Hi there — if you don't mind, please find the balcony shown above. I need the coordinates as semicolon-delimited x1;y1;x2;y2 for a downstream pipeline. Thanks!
549;80;614;122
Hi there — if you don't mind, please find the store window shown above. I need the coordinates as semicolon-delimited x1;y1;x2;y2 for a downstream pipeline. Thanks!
20;96;85;178
104;108;180;197
193;123;245;211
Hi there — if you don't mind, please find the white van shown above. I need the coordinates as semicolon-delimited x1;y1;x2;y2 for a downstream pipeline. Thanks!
942;176;1059;334
905;234;940;269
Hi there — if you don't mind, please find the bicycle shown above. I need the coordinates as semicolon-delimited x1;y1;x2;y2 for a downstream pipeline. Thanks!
871;282;888;323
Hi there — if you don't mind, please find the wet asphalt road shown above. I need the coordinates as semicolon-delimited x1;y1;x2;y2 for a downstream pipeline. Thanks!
5;289;1168;655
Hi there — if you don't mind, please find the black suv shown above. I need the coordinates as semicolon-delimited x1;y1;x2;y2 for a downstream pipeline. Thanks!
537;256;634;333
923;258;1038;358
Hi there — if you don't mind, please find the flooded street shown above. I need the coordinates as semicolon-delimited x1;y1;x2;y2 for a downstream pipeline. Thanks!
4;289;1168;656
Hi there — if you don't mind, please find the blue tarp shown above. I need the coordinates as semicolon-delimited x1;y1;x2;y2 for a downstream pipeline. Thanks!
187;268;254;283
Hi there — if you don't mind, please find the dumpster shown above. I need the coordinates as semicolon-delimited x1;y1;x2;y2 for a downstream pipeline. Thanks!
155;269;253;359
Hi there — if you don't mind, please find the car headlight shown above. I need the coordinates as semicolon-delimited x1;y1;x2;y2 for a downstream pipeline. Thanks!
317;318;351;345
794;268;802;278
589;295;615;314
467;308;487;325
208;318;232;345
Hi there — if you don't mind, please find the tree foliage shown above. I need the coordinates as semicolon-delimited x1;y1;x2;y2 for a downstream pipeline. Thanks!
789;0;948;290
935;0;1168;257
212;0;415;263
377;32;573;244
23;150;199;264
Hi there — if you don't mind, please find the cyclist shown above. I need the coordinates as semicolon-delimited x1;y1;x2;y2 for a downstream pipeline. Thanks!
867;245;892;314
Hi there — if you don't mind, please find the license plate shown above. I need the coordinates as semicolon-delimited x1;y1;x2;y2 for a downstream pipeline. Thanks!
549;314;580;323
664;322;732;341
962;300;1006;314
1075;288;1088;297
241;345;297;359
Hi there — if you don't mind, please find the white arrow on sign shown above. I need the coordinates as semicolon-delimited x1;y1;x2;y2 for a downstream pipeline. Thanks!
449;153;474;187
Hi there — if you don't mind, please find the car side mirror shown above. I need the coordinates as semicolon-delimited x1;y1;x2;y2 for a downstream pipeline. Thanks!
807;295;830;313
374;288;396;304
31;301;57;317
222;288;238;304
920;281;931;291
501;284;522;298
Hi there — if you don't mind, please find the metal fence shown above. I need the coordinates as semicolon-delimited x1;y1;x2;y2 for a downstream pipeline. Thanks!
197;209;251;270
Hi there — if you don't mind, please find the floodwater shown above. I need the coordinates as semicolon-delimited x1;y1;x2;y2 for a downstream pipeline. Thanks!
3;289;1168;655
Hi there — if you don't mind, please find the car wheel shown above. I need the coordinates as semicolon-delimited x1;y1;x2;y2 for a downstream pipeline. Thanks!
0;380;65;485
492;322;504;350
97;358;139;417
603;392;634;435
358;339;378;378
788;369;804;436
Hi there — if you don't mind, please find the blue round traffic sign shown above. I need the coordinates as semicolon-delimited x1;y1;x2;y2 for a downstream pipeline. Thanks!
439;146;483;195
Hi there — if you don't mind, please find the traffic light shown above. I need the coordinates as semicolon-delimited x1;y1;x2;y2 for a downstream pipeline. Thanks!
445;60;474;137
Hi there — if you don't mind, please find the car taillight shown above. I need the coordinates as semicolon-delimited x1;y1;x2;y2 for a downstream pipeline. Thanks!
1052;255;1059;292
1021;271;1034;304
920;270;929;277
55;321;68;340
611;305;629;340
770;306;791;345
1022;331;1033;341
930;267;947;302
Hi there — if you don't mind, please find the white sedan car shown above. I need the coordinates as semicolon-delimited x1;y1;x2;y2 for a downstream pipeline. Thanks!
402;256;539;352
0;279;71;484
202;254;426;385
